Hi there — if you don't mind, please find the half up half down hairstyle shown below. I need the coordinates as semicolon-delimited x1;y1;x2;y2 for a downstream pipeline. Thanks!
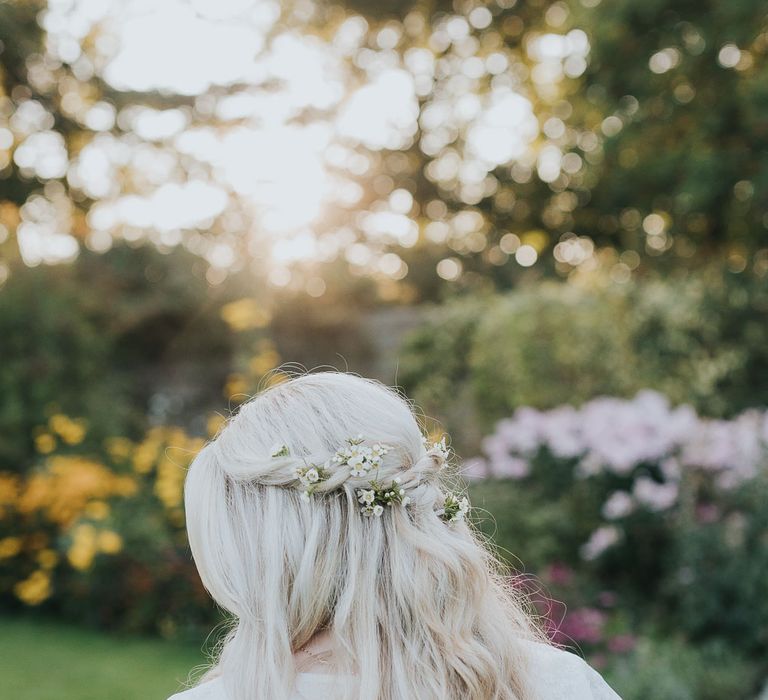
184;371;545;700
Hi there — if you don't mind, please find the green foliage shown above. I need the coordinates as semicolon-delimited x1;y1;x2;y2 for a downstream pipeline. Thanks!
0;615;207;700
604;637;762;700
400;265;768;435
629;267;768;416
665;474;768;654
469;466;602;574
0;261;129;471
470;282;635;424
0;243;236;474
398;297;489;453
571;0;768;259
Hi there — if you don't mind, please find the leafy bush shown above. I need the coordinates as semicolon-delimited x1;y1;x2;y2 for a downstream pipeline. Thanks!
400;266;768;436
467;390;768;693
0;425;220;638
602;637;762;700
470;282;634;424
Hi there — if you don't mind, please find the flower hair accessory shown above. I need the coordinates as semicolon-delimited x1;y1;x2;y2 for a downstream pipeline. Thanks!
268;434;466;523
436;492;470;523
333;435;390;477
295;461;331;502
269;443;331;501
423;435;451;466
356;477;410;517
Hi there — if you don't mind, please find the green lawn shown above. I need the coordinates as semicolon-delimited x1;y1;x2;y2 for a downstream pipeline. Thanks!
0;616;207;700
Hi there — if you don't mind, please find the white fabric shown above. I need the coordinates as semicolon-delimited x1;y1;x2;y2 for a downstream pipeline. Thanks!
167;639;622;699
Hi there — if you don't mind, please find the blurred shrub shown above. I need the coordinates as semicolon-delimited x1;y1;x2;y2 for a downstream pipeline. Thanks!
602;637;761;700
0;244;238;476
467;390;768;693
400;266;768;437
398;298;488;453
0;424;219;638
470;282;634;423
0;263;130;471
666;473;768;654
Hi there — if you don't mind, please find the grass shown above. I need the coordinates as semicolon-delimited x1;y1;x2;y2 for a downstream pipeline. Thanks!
0;616;208;700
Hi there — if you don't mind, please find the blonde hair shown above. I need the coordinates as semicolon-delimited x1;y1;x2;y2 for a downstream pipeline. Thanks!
184;371;546;700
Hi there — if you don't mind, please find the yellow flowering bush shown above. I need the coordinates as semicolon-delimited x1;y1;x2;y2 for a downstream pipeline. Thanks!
0;416;217;636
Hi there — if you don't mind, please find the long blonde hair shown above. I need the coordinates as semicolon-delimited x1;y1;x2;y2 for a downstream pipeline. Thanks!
184;371;546;699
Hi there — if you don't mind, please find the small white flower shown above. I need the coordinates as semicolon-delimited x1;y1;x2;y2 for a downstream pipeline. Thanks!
432;436;450;464
402;496;411;506
438;492;470;523
300;490;311;502
305;467;320;483
372;504;384;517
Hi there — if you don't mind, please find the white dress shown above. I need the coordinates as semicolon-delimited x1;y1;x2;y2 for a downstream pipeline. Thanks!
167;640;622;699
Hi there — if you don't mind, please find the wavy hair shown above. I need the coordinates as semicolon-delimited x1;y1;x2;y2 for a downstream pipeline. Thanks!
184;371;546;700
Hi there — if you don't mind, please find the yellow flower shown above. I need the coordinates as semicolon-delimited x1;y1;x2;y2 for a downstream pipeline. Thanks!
155;455;184;509
248;342;281;377
84;500;110;520
26;457;123;527
0;473;19;505
264;370;289;387
224;373;249;399
104;436;134;462
35;433;56;454
49;414;87;445
220;298;271;331
96;530;123;555
14;570;52;606
206;413;225;438
36;549;59;569
114;475;138;497
67;523;97;571
132;436;160;474
0;536;22;559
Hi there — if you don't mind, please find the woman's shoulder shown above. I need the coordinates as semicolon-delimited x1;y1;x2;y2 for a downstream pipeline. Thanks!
165;643;621;700
519;638;622;699
166;676;226;700
165;672;347;700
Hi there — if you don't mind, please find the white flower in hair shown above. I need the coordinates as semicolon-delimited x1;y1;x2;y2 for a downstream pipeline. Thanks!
436;492;470;523
431;435;451;463
355;477;409;517
357;489;376;505
335;436;391;477
295;462;331;500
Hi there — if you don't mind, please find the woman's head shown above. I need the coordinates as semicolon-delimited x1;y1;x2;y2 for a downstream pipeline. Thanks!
184;371;542;700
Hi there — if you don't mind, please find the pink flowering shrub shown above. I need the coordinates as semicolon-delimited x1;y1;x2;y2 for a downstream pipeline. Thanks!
470;389;768;558
466;390;768;658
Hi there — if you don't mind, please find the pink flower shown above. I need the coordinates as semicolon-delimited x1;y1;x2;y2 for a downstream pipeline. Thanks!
633;477;678;512
556;607;606;644
545;561;574;586
460;457;489;481
580;526;621;561
607;634;636;654
601;491;635;520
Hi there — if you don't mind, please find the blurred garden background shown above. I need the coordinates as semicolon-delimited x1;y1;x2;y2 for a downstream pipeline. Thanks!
1;0;767;698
